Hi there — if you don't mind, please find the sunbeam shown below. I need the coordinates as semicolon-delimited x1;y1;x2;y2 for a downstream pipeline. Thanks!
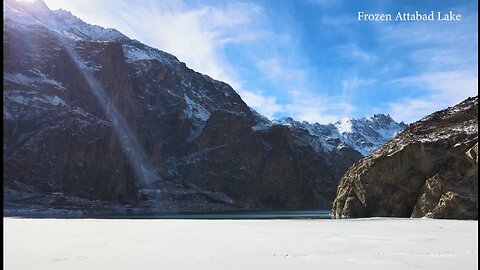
54;33;160;188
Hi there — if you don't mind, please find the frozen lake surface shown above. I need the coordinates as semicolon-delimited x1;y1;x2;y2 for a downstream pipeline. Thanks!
4;217;478;270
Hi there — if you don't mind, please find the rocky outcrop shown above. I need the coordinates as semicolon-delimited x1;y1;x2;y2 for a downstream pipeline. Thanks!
411;141;478;219
332;97;478;219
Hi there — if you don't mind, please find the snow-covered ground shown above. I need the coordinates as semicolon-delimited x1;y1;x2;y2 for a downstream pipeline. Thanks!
3;218;477;270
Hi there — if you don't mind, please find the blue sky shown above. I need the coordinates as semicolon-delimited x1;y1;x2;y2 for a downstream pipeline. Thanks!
42;0;478;123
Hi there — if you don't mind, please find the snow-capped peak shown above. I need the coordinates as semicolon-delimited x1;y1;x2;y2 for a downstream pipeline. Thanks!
335;117;353;134
4;0;126;42
272;114;407;156
272;117;295;126
4;0;183;67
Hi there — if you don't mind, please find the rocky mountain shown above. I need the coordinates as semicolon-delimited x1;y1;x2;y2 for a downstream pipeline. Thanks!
332;96;478;219
272;115;406;156
3;0;402;216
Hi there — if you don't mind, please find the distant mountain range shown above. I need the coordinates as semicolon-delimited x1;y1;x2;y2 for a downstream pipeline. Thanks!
271;114;406;156
4;0;406;216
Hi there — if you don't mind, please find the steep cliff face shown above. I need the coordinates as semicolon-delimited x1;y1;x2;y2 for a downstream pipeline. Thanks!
332;96;478;219
4;0;366;214
3;2;138;204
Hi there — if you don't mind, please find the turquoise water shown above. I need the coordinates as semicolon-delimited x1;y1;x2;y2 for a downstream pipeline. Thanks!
102;210;332;219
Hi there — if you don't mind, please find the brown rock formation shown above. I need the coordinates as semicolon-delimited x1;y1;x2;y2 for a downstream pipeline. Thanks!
332;96;478;219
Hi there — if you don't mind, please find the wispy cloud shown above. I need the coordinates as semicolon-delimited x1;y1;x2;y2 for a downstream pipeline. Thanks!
387;98;438;125
255;56;307;85
46;0;265;89
47;0;331;122
337;43;376;62
243;91;355;124
341;76;375;92
388;70;478;123
119;1;264;89
285;95;354;123
237;90;284;119
44;0;477;124
393;71;477;97
378;9;478;123
251;50;355;122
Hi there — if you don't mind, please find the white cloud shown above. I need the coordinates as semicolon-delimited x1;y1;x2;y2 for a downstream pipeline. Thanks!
409;48;476;70
118;2;264;89
238;90;284;119
253;55;354;123
393;71;477;98
388;71;478;123
44;0;476;125
45;0;354;124
337;43;376;62
255;56;307;84
285;95;354;124
388;98;438;125
380;18;476;48
378;11;478;123
45;0;264;89
341;76;375;92
239;89;355;124
237;90;284;119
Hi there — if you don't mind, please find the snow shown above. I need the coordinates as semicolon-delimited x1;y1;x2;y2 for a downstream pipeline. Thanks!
336;117;353;134
4;72;65;90
4;218;477;270
122;44;158;63
252;122;273;131
416;123;477;143
46;95;65;106
250;108;272;131
4;1;125;42
122;41;179;65
4;90;66;107
453;125;477;135
272;114;406;156
273;117;295;127
73;59;102;71
184;95;211;122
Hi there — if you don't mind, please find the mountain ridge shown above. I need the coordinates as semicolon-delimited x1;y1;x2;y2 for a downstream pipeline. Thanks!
270;114;406;156
4;0;406;216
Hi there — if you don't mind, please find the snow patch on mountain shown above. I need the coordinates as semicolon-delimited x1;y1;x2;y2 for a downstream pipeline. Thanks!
184;95;210;122
4;72;66;90
411;97;478;144
4;90;67;107
336;118;353;134
123;44;159;63
250;108;273;131
4;0;126;42
273;114;407;156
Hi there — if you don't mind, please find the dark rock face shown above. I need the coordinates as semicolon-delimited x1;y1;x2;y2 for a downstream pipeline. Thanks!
332;97;478;219
180;118;317;209
3;1;364;214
